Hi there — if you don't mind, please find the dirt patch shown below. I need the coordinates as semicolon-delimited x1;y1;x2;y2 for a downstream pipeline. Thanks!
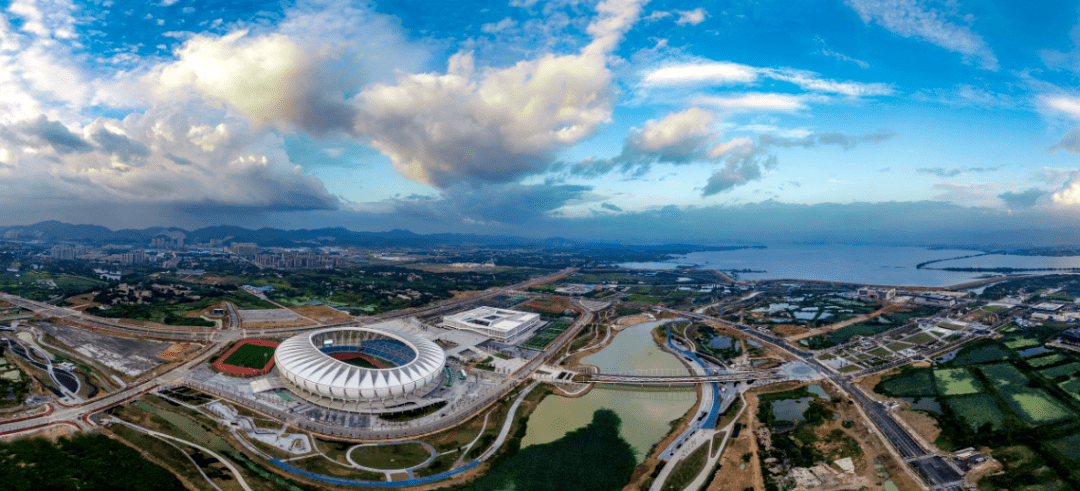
897;409;941;446
613;314;655;330
289;305;354;323
64;293;98;310
517;297;575;316
156;343;196;361
772;324;810;338
242;319;317;329
854;372;893;402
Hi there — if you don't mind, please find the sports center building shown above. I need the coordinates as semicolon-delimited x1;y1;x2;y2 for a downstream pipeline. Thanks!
440;307;542;343
274;327;446;412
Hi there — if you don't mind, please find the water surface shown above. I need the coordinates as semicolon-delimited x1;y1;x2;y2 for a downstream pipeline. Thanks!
619;244;1080;286
520;321;695;462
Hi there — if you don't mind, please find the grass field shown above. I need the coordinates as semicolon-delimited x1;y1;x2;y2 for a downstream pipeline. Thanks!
903;333;936;345
978;363;1030;390
1040;362;1080;379
946;394;1006;431
1004;337;1042;350
222;344;276;369
1058;378;1080;402
1002;389;1073;425
1028;354;1068;368
934;368;983;395
522;322;571;350
626;295;663;305
1049;433;1080;463
349;443;432;470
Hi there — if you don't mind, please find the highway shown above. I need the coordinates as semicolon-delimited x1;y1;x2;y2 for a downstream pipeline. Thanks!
640;303;967;491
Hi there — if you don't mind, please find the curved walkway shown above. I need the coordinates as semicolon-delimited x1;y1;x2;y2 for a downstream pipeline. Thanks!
106;417;253;491
269;381;540;487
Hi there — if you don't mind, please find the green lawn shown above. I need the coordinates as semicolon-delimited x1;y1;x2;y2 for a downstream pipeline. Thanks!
1028;353;1068;368
626;295;663;305
1001;389;1073;425
1041;362;1080;379
903;333;936;345
223;344;276;369
349;443;433;470
934;368;983;395
946;394;1006;431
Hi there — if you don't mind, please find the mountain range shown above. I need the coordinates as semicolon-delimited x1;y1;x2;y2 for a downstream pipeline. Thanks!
0;220;750;251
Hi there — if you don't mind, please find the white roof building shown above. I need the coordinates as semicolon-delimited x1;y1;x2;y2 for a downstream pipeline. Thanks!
274;327;445;411
440;307;543;343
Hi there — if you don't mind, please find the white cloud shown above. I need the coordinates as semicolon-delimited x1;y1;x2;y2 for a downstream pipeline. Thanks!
763;68;892;96
9;0;78;40
1052;172;1080;205
913;84;1015;108
354;0;646;188
674;8;707;26
643;10;671;22
643;61;758;85
640;61;891;98
845;0;998;70
156;30;358;134
1043;95;1080;120
0;109;337;210
481;17;517;34
630;107;716;154
694;93;808;113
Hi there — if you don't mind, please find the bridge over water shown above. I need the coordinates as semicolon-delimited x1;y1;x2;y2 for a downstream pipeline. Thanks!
573;368;786;386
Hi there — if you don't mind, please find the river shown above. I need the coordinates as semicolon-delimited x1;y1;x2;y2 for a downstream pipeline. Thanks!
519;320;696;462
619;244;1080;287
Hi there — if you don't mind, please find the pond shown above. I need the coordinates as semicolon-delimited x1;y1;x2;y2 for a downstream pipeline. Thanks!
1018;346;1052;358
900;397;942;414
772;397;814;422
520;320;696;462
708;336;734;350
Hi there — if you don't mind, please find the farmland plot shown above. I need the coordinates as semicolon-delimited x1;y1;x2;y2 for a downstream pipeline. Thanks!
1049;433;1080;464
1003;337;1042;350
1058;378;1080;402
978;363;1030;390
946;394;1005;431
1028;354;1068;368
1001;388;1073;425
1040;363;1080;379
934;368;983;396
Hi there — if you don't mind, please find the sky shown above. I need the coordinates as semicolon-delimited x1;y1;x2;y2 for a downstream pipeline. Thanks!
3;0;1080;245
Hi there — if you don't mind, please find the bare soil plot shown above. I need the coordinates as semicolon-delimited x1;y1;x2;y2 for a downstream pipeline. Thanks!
289;304;354;323
237;308;302;323
36;321;165;377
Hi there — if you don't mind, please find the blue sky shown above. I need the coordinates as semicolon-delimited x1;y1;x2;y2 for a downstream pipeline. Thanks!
2;0;1080;244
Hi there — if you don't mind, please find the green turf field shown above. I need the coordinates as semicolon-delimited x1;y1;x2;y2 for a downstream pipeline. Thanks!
222;344;276;369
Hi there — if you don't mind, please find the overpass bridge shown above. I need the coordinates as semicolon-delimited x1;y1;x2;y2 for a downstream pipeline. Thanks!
575;368;786;386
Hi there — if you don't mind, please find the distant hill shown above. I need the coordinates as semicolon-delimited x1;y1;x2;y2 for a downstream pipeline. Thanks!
0;220;756;252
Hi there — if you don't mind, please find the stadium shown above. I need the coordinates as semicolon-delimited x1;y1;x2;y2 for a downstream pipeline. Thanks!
274;327;446;412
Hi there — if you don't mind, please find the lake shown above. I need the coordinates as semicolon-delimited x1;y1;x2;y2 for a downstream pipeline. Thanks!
620;244;1080;287
519;321;696;462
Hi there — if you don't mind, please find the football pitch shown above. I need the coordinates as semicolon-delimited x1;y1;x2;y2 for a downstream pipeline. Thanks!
223;344;276;369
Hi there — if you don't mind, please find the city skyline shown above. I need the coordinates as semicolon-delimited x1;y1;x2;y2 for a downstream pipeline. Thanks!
1;0;1080;243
